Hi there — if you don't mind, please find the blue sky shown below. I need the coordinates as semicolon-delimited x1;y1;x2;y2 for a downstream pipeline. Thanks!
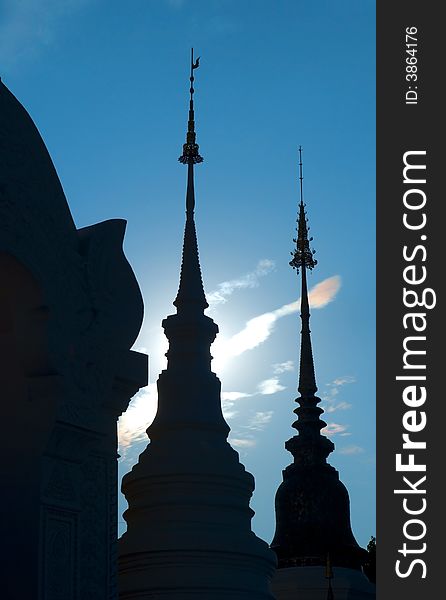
1;0;375;547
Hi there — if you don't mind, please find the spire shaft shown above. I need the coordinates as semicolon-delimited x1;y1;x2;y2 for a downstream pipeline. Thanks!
298;264;317;397
299;145;304;207
173;50;207;315
186;160;195;216
290;146;318;401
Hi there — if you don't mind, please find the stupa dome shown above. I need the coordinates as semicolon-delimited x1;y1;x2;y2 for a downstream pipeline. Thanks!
0;79;77;248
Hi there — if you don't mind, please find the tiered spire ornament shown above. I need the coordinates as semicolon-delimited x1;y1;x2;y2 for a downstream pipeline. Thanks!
118;51;276;600
271;147;367;571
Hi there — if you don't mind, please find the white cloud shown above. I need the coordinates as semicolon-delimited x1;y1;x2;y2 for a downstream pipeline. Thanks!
229;438;256;448
118;384;157;456
222;405;238;420
229;412;274;450
220;363;288;417
339;445;364;455
221;391;252;402
227;312;277;356
321;375;355;414
217;276;341;360
221;399;238;421
246;411;274;430
257;378;286;395
273;361;294;374
325;401;352;413
272;275;342;318
332;376;356;386
308;276;342;308
221;391;253;421
321;422;348;436
207;259;275;308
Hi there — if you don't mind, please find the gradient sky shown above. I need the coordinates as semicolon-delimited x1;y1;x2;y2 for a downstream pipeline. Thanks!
1;0;376;547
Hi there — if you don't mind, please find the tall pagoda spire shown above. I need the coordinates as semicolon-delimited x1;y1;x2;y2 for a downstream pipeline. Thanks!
271;148;368;573
287;146;333;464
173;47;208;315
291;147;319;415
118;51;276;600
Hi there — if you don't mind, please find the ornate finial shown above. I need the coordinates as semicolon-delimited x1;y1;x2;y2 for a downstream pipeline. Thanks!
290;146;317;272
179;48;203;165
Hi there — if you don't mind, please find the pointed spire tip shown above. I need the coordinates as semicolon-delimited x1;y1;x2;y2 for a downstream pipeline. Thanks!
179;48;203;164
290;147;317;271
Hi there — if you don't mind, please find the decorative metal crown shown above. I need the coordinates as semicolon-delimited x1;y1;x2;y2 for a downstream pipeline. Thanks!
290;202;317;271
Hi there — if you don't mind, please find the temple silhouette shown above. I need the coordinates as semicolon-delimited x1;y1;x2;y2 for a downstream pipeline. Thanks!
118;49;276;599
0;75;147;600
0;54;375;599
269;149;375;599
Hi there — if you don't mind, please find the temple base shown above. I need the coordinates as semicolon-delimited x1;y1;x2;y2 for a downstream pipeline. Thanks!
271;566;375;600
